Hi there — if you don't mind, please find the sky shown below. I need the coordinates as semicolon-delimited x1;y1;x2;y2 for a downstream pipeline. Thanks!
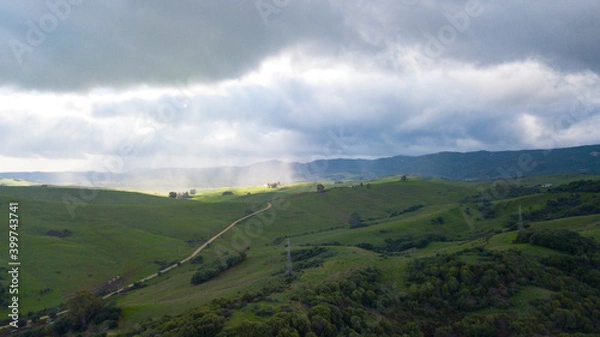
1;0;599;172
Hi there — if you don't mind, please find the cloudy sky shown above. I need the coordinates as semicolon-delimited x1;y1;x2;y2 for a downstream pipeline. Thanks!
1;0;599;172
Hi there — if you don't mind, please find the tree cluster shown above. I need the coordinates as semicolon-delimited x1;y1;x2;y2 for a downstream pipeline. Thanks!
524;194;600;221
267;181;281;188
191;251;247;285
15;291;121;336
117;307;226;337
386;204;423;218
549;179;600;193
348;212;364;228
515;228;598;256
116;242;600;336
357;234;446;253
462;185;541;204
169;191;194;199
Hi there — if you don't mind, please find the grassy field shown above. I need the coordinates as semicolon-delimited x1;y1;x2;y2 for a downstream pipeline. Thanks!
0;178;34;187
0;186;260;313
0;174;599;330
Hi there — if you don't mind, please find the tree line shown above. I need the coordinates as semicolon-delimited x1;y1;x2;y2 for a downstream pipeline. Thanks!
112;238;600;337
191;251;247;285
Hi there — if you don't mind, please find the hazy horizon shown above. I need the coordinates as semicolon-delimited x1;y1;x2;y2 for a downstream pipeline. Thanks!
1;143;598;174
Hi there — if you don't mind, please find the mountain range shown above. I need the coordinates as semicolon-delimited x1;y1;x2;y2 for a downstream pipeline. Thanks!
1;144;599;191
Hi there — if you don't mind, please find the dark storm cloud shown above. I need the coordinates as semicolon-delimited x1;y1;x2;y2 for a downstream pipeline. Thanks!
0;0;349;91
339;0;600;73
1;0;597;91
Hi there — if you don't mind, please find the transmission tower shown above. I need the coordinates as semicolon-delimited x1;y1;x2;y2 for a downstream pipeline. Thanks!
285;238;293;277
517;204;523;231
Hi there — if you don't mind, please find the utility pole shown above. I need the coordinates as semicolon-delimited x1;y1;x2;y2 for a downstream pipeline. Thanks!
285;238;293;277
518;204;523;231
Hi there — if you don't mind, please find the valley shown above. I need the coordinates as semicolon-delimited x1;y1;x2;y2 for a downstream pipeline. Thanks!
0;174;599;336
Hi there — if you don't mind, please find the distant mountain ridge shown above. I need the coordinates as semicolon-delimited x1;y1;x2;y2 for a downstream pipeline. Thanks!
1;144;599;190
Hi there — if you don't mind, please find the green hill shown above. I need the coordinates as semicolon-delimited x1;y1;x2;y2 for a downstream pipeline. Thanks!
0;186;262;314
3;144;600;190
2;175;600;336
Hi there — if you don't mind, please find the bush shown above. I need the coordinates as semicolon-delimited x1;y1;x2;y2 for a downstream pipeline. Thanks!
191;255;204;264
515;229;598;255
348;212;364;228
191;252;247;285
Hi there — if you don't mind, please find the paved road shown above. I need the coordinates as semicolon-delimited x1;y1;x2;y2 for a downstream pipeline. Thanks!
102;202;272;299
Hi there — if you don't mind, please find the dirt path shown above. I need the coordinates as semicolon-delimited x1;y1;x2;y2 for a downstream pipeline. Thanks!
102;202;272;299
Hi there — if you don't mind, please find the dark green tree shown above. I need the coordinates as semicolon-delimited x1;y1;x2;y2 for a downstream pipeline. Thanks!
348;212;363;228
66;290;103;330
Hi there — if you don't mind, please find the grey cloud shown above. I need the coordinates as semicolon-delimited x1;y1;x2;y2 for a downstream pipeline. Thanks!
0;116;94;158
0;0;348;91
1;0;599;91
1;0;600;172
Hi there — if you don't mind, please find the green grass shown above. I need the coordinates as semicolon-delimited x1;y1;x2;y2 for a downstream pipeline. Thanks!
0;186;259;313
0;178;35;187
510;286;555;315
0;174;598;326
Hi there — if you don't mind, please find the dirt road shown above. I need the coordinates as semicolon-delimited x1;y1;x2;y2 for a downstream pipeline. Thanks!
102;202;272;299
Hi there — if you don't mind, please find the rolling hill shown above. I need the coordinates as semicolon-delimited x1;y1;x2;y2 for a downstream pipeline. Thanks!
1;144;599;191
1;174;600;336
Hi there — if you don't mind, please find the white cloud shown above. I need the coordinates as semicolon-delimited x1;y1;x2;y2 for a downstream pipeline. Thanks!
1;1;599;172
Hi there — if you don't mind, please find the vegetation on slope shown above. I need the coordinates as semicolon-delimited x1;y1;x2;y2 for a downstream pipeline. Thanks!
2;176;600;336
114;240;600;337
191;251;247;285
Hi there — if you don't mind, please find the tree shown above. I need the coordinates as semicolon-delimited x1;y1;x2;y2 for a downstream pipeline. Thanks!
169;192;177;198
316;184;325;193
401;175;408;182
66;290;103;330
190;189;196;195
348;212;363;228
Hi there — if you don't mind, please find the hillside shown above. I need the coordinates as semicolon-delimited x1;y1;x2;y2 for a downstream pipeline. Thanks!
2;144;599;190
1;175;600;336
0;186;261;315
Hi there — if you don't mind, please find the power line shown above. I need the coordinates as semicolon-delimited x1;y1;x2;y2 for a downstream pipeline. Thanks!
285;238;293;277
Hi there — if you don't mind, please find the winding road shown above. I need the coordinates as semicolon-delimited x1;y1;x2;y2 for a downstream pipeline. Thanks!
102;202;272;299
